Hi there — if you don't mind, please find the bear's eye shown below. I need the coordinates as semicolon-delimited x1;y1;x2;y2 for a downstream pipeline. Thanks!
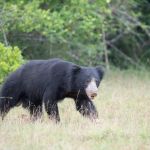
95;79;99;83
85;79;91;84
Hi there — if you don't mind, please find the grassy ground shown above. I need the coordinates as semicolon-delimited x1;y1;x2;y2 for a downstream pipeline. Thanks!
0;70;150;150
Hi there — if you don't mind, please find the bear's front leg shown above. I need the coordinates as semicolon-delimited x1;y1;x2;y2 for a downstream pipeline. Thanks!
29;104;43;121
44;101;60;122
43;91;60;122
75;99;98;120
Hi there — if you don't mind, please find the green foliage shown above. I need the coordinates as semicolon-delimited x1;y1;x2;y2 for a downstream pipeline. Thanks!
0;0;108;65
0;43;24;83
0;0;149;68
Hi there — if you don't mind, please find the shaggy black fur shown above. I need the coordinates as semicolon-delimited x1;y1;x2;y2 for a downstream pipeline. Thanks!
0;58;104;122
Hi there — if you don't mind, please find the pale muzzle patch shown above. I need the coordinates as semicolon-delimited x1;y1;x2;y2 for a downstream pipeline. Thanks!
85;78;98;100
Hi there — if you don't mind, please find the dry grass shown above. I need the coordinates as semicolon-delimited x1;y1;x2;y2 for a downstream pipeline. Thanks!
0;70;150;150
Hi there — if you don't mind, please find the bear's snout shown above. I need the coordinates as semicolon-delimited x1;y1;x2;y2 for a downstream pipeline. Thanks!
85;78;98;100
91;92;97;99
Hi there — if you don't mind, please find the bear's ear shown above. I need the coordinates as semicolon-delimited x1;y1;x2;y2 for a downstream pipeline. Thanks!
72;65;81;73
96;66;105;80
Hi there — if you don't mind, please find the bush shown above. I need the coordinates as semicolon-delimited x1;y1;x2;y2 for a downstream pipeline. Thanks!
0;43;24;83
0;0;107;66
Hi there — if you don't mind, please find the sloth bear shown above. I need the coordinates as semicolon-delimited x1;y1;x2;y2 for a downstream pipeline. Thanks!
0;58;104;122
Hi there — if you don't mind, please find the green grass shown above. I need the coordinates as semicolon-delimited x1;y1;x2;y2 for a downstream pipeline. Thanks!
0;70;150;150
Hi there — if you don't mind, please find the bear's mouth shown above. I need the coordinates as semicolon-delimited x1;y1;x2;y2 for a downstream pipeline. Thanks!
89;93;97;100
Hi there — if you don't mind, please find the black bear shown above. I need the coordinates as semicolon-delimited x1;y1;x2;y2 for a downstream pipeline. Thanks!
0;58;104;122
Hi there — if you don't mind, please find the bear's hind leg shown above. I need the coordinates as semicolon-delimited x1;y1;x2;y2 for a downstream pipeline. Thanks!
29;103;43;121
0;96;20;120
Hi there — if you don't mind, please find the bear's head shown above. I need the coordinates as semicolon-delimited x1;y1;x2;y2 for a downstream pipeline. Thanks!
72;65;104;100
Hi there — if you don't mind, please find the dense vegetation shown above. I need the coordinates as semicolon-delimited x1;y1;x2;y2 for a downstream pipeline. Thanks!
0;0;150;70
0;43;23;83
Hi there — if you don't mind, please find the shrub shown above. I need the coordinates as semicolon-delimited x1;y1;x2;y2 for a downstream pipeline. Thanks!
0;43;24;83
